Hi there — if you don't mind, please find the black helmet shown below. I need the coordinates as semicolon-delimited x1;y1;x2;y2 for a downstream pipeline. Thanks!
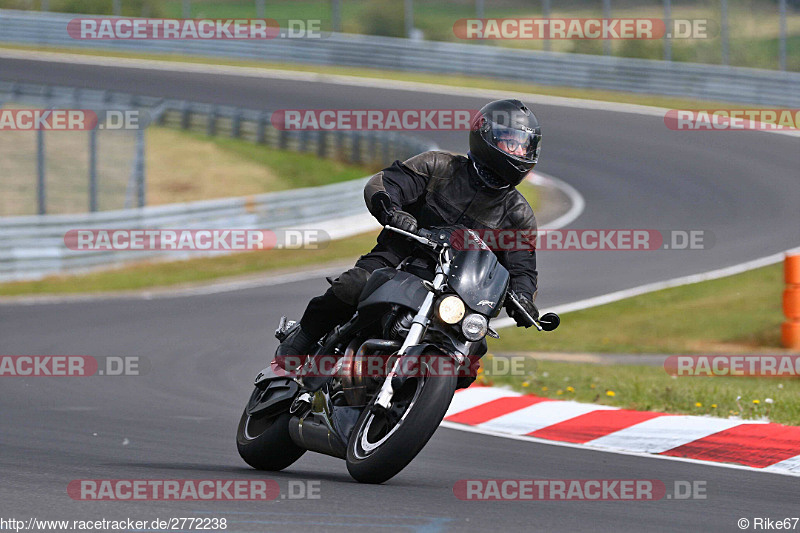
469;99;542;187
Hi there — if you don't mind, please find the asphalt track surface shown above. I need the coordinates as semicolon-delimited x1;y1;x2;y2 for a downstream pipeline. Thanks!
1;56;799;532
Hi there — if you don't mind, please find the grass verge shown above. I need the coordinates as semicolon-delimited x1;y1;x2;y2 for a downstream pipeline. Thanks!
0;230;380;296
147;128;378;204
481;357;800;426
482;262;798;426
491;263;787;354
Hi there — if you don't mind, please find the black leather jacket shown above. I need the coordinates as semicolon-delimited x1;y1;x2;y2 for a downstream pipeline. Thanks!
364;151;539;301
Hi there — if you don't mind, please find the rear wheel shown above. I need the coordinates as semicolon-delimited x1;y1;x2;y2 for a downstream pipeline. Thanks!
236;387;305;471
346;355;457;484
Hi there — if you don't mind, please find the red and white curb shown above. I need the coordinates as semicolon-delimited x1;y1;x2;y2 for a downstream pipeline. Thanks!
443;386;800;476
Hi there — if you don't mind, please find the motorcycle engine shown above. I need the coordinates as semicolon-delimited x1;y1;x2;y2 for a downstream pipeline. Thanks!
384;308;415;340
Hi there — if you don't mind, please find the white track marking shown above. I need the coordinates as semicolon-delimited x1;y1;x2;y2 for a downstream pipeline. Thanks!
478;401;616;435
444;387;521;418
584;415;751;454
439;421;800;478
764;455;800;474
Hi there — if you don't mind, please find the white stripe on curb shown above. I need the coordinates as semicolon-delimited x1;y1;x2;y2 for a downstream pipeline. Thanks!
443;387;521;418
444;387;800;477
479;401;616;435
585;415;749;454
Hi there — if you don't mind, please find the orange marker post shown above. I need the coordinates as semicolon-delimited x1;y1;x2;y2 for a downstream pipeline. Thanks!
782;254;800;350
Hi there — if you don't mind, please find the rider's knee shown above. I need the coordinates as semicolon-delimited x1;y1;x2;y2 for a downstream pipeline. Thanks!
329;267;371;307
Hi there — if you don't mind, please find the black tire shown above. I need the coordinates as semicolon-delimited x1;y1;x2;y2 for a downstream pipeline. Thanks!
346;357;457;484
236;407;305;471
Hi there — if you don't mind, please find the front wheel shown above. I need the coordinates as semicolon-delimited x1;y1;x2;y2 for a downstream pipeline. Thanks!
346;356;457;484
236;388;305;471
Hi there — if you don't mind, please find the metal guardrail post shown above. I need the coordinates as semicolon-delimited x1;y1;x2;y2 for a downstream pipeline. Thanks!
351;131;362;164
135;128;146;208
180;101;191;130
404;0;413;39
37;127;46;215
231;108;242;138
278;128;289;150
332;0;342;33
299;129;310;153
256;112;267;144
89;127;97;212
207;106;217;136
367;132;377;164
542;0;551;52
255;0;265;20
721;0;730;66
317;131;327;158
779;0;788;72
663;0;672;62
602;0;611;56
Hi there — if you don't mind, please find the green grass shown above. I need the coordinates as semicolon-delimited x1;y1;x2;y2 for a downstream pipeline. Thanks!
0;230;381;296
480;261;800;425
481;358;800;426
175;129;380;190
491;263;787;354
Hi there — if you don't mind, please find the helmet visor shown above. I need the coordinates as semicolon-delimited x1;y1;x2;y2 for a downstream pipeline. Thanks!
487;124;541;163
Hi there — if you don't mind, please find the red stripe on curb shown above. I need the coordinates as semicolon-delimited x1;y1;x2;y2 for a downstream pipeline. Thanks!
529;409;666;443
660;423;800;468
445;395;552;425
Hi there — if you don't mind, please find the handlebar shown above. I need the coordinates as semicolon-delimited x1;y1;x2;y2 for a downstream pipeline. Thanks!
383;224;441;249
506;291;560;332
385;224;560;333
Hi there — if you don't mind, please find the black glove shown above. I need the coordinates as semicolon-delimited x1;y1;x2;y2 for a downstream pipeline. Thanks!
386;210;418;234
506;293;539;328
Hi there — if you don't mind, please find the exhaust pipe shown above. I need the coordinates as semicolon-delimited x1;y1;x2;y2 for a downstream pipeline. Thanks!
289;413;347;459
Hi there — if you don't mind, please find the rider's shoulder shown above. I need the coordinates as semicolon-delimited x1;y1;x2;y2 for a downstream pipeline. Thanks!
402;151;467;177
505;188;537;230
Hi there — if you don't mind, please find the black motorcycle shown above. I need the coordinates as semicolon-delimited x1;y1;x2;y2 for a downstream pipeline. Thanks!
236;225;559;484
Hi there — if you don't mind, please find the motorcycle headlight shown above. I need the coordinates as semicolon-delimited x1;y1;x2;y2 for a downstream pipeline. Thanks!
437;295;466;324
461;313;488;341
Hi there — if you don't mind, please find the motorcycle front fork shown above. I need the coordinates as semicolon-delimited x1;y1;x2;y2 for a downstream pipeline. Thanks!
373;264;455;411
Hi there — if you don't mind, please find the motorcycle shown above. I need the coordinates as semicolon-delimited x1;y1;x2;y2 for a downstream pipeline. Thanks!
236;225;560;484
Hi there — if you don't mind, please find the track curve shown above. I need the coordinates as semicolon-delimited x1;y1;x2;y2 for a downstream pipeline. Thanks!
1;54;799;532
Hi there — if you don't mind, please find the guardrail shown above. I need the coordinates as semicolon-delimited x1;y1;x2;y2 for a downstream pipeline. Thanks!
1;10;799;107
0;81;435;281
0;177;373;282
0;81;435;169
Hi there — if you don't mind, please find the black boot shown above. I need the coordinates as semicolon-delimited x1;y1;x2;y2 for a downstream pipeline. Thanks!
274;326;318;371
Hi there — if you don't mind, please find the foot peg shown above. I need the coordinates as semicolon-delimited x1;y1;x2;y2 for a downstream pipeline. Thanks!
275;316;299;342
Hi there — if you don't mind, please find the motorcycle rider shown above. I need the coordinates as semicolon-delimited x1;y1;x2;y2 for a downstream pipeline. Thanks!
276;98;542;364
